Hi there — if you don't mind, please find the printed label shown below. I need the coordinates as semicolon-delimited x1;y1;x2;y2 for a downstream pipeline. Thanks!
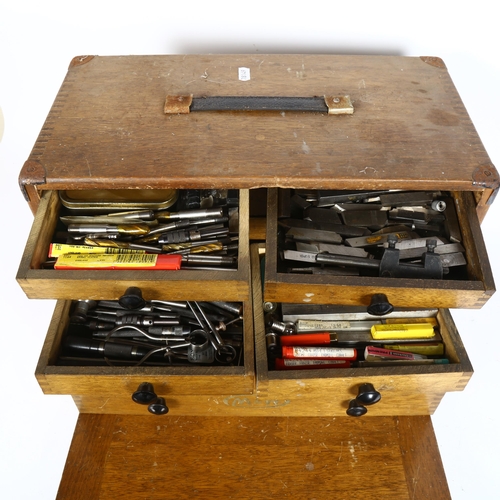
238;67;251;81
291;347;356;358
49;243;144;257
297;320;350;332
55;253;158;268
283;359;346;366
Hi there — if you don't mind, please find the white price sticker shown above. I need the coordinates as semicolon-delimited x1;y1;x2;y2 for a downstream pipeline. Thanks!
238;67;251;81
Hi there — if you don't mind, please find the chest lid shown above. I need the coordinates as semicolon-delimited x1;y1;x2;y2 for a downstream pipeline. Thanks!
20;54;498;195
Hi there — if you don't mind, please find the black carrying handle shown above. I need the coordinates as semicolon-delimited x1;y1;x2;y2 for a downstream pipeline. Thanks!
164;95;353;115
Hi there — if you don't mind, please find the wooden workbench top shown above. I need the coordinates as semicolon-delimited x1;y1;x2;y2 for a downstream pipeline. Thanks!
57;414;450;499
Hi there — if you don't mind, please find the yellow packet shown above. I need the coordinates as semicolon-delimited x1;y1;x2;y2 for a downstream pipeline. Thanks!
371;323;435;340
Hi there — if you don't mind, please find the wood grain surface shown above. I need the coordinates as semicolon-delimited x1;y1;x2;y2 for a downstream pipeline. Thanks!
21;54;495;196
57;414;451;499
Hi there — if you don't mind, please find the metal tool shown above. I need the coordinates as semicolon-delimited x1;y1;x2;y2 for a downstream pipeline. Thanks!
92;324;191;338
186;329;215;363
84;239;163;253
303;207;342;225
376;191;439;207
286;227;343;245
155;207;223;221
279;218;368;237
281;304;438;322
187;301;237;364
162;239;231;254
60;211;157;225
377;236;444;279
158;227;229;245
67;223;151;236
313;190;400;207
63;335;190;366
345;230;417;248
284;236;444;279
61;293;244;367
181;254;237;267
296;241;369;258
340;208;388;228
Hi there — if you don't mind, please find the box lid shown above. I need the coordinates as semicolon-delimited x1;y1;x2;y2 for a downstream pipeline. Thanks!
20;54;498;196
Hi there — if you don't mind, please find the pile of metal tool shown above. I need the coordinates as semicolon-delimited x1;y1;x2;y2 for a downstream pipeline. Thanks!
278;189;466;279
59;291;244;366
46;189;240;270
265;303;447;370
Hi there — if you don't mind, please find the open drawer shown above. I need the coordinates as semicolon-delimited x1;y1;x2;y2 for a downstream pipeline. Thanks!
35;291;255;416
264;188;495;309
17;189;250;302
253;244;473;417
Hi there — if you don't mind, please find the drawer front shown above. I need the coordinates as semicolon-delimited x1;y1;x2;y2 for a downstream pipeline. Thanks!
17;189;250;302
253;244;473;417
70;394;294;415
36;295;255;406
264;189;495;309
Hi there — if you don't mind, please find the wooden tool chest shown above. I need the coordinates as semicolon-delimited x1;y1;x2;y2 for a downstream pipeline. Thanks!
17;55;499;415
16;54;498;496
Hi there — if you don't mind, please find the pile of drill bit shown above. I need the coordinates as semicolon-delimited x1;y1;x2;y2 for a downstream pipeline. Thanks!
46;189;240;270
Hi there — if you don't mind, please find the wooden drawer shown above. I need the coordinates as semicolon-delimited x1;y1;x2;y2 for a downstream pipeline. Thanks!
17;189;250;302
264;188;495;309
253;244;473;417
35;294;255;414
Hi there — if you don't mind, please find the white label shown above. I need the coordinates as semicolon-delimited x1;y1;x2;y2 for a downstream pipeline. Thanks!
238;67;251;81
291;347;355;358
296;320;351;332
283;359;345;366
